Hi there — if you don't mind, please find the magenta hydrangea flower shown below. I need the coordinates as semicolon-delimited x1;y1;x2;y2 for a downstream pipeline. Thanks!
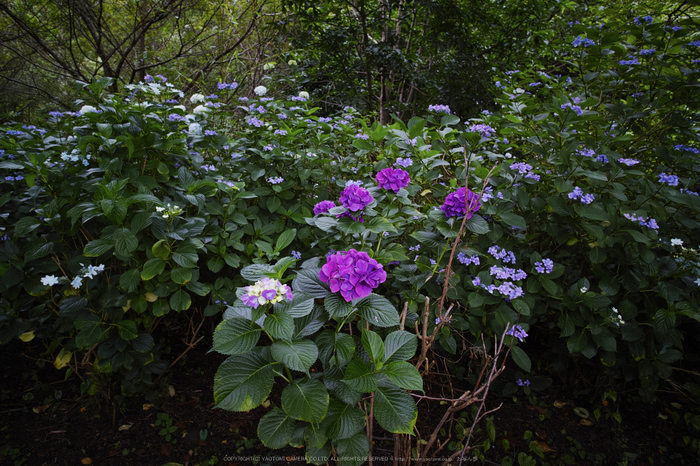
313;200;337;215
441;187;481;219
376;167;410;193
319;249;387;302
339;185;374;212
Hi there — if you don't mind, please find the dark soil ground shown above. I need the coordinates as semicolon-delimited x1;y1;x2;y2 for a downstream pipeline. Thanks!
2;332;699;466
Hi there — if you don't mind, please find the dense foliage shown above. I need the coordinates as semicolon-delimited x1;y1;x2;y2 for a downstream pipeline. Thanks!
1;3;700;464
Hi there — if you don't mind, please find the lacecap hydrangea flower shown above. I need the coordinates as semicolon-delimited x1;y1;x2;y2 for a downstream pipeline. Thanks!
240;278;293;309
441;187;481;219
319;249;387;302
376;167;410;193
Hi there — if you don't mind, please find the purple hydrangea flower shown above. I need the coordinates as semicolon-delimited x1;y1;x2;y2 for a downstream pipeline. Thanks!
376;167;410;193
339;184;374;212
319;249;387;302
313;200;337;215
516;379;530;387
441;187;481;219
395;157;412;168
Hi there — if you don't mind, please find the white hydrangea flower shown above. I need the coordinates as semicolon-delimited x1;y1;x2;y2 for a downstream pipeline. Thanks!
254;86;268;96
79;105;98;114
671;238;683;246
299;91;309;100
193;105;210;114
190;93;206;104
263;62;276;71
288;60;298;66
188;122;202;135
41;275;60;286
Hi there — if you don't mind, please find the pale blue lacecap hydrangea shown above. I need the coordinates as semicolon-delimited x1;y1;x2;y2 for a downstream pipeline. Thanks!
468;124;496;137
457;252;480;266
240;278;293;309
268;176;284;184
561;103;583;115
572;36;595;47
619;57;640;65
618;158;640;166
639;49;656;56
624;213;659;229
490;266;527;281
247;117;263;127
395;157;412;168
675;145;699;154
681;188;698;196
568;186;595;204
488;245;517;264
274;129;287;136
596;154;608;163
319;249;387;302
534;258;554;274
658;173;679;186
355;133;369;140
428;104;451;114
516;379;530;387
291;251;302;259
506;324;528;342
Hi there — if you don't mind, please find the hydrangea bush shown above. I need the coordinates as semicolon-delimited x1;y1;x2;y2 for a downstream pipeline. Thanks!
1;9;699;463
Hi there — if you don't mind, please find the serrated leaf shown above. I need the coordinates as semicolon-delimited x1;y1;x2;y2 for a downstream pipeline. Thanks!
356;293;400;327
271;340;318;372
361;329;384;364
213;352;274;411
213;318;262;355
274;292;314;318
265;311;295;340
465;215;490;235
325;293;354;318
382;361;423;391
316;330;355;368
281;378;329;423
374;379;418;434
322;398;365;441
335;431;369;466
292;267;330;298
294;305;327;338
342;358;377;392
384;330;418;362
240;263;275;281
258;407;295;449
